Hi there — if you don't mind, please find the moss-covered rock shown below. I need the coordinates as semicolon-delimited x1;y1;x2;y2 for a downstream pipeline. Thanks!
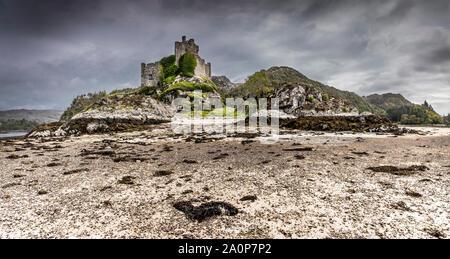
159;81;218;98
280;115;395;132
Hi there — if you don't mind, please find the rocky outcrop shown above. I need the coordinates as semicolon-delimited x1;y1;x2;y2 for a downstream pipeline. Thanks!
274;83;398;132
212;76;235;91
244;66;384;115
26;122;65;137
276;83;358;117
72;96;174;122
28;95;174;137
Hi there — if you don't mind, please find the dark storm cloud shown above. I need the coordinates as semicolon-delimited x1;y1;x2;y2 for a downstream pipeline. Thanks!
426;47;450;64
0;0;449;114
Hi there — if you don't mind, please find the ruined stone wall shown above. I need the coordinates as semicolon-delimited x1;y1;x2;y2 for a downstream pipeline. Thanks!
141;62;160;87
206;62;211;78
194;56;212;78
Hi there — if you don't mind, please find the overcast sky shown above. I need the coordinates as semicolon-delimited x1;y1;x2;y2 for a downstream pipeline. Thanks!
0;0;449;114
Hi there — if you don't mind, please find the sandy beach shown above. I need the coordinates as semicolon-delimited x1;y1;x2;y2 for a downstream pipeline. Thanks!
0;125;449;239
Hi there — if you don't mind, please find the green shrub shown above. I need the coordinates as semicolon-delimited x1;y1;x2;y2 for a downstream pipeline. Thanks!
226;71;275;99
322;94;329;102
163;64;179;78
179;52;197;77
60;91;107;121
159;81;217;98
163;75;176;85
307;95;314;103
158;55;179;85
159;55;176;68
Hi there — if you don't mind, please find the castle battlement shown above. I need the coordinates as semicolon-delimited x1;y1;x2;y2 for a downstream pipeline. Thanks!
141;36;211;87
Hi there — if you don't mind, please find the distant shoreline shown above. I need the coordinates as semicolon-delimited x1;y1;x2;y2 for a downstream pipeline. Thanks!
0;131;28;138
0;129;30;133
400;124;450;128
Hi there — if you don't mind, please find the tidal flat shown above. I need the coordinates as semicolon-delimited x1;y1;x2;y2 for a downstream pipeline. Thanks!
0;125;449;239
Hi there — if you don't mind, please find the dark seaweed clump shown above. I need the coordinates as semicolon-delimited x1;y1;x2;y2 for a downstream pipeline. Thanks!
173;201;238;222
367;165;429;176
240;195;258;202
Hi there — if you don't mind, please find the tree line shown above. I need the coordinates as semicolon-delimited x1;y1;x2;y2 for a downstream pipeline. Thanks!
0;119;40;132
386;101;446;125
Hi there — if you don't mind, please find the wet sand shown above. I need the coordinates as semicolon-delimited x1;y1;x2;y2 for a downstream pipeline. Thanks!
0;125;449;239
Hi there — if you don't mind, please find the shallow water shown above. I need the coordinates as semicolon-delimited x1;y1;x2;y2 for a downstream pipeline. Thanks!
0;132;27;138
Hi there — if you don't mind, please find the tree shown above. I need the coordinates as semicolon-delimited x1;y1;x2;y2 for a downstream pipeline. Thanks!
159;55;176;68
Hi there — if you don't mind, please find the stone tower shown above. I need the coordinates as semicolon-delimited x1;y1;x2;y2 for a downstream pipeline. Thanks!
141;62;160;87
175;36;211;79
141;36;211;87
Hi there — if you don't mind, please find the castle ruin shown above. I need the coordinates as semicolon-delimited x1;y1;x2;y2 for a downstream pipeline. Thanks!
141;62;160;87
141;36;211;87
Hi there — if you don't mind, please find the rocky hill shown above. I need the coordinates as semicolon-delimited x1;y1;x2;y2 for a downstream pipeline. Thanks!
364;93;413;110
28;74;222;137
228;66;385;116
0;109;62;123
33;64;430;137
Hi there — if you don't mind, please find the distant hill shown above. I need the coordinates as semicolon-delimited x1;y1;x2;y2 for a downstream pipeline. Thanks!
364;94;445;124
227;66;385;115
364;93;413;110
0;109;63;123
444;114;450;123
